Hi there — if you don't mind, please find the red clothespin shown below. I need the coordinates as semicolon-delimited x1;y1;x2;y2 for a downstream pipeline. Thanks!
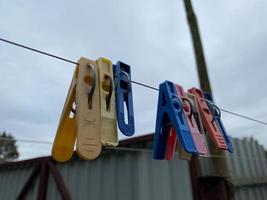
188;88;227;150
165;127;192;160
165;127;177;160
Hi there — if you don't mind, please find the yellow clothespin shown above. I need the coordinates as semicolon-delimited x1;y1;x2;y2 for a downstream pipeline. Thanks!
51;68;78;162
96;57;118;146
52;57;102;162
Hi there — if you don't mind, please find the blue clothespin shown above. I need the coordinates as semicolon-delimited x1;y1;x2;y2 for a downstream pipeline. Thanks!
153;81;197;159
203;92;234;153
113;61;135;136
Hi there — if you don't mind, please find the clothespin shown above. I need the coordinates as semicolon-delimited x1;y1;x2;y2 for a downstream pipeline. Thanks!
113;61;135;136
188;88;228;150
52;57;102;162
164;127;178;160
76;58;102;160
165;84;192;160
177;85;207;155
165;84;207;160
51;68;78;162
153;81;197;160
165;127;192;160
96;58;118;146
185;92;210;156
203;92;233;153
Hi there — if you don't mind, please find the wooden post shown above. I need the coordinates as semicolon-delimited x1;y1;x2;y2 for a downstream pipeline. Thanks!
183;1;230;199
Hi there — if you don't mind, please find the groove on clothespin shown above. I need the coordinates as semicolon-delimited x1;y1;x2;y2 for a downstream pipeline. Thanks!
51;67;78;162
153;81;197;160
76;57;102;160
113;61;135;136
188;88;227;150
97;58;118;146
204;92;233;153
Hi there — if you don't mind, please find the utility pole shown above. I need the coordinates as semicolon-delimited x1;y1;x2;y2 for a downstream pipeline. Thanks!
183;1;231;200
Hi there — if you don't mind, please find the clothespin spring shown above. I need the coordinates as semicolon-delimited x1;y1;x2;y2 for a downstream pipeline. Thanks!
181;97;193;119
102;75;113;111
205;100;221;122
86;64;96;109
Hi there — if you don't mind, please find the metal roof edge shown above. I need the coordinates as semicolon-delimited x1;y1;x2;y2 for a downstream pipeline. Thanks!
0;133;154;168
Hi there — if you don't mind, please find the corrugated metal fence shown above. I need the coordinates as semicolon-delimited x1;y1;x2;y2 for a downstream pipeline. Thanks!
0;136;266;200
200;137;267;200
0;148;193;200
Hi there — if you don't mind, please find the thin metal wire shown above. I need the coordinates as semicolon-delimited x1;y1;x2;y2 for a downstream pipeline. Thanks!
0;37;267;126
130;80;159;91
0;137;52;145
1;137;265;161
0;38;78;65
219;108;267;126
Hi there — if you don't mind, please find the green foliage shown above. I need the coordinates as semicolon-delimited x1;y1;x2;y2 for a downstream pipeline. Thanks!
0;132;19;161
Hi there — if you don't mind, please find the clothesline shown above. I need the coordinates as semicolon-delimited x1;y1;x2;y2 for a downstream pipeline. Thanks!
1;37;266;125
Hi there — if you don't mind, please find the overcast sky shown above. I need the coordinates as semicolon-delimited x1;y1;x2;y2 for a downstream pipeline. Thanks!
0;0;267;159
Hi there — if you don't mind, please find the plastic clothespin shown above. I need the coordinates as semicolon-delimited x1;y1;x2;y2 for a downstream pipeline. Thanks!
177;85;207;155
185;92;210;156
96;58;118;146
164;127;178;160
165;84;192;160
188;88;227;150
51;68;78;162
113;61;135;136
165;127;192;160
153;81;197;160
52;57;102;162
203;92;233;153
76;58;102;160
165;84;207;160
185;93;205;134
